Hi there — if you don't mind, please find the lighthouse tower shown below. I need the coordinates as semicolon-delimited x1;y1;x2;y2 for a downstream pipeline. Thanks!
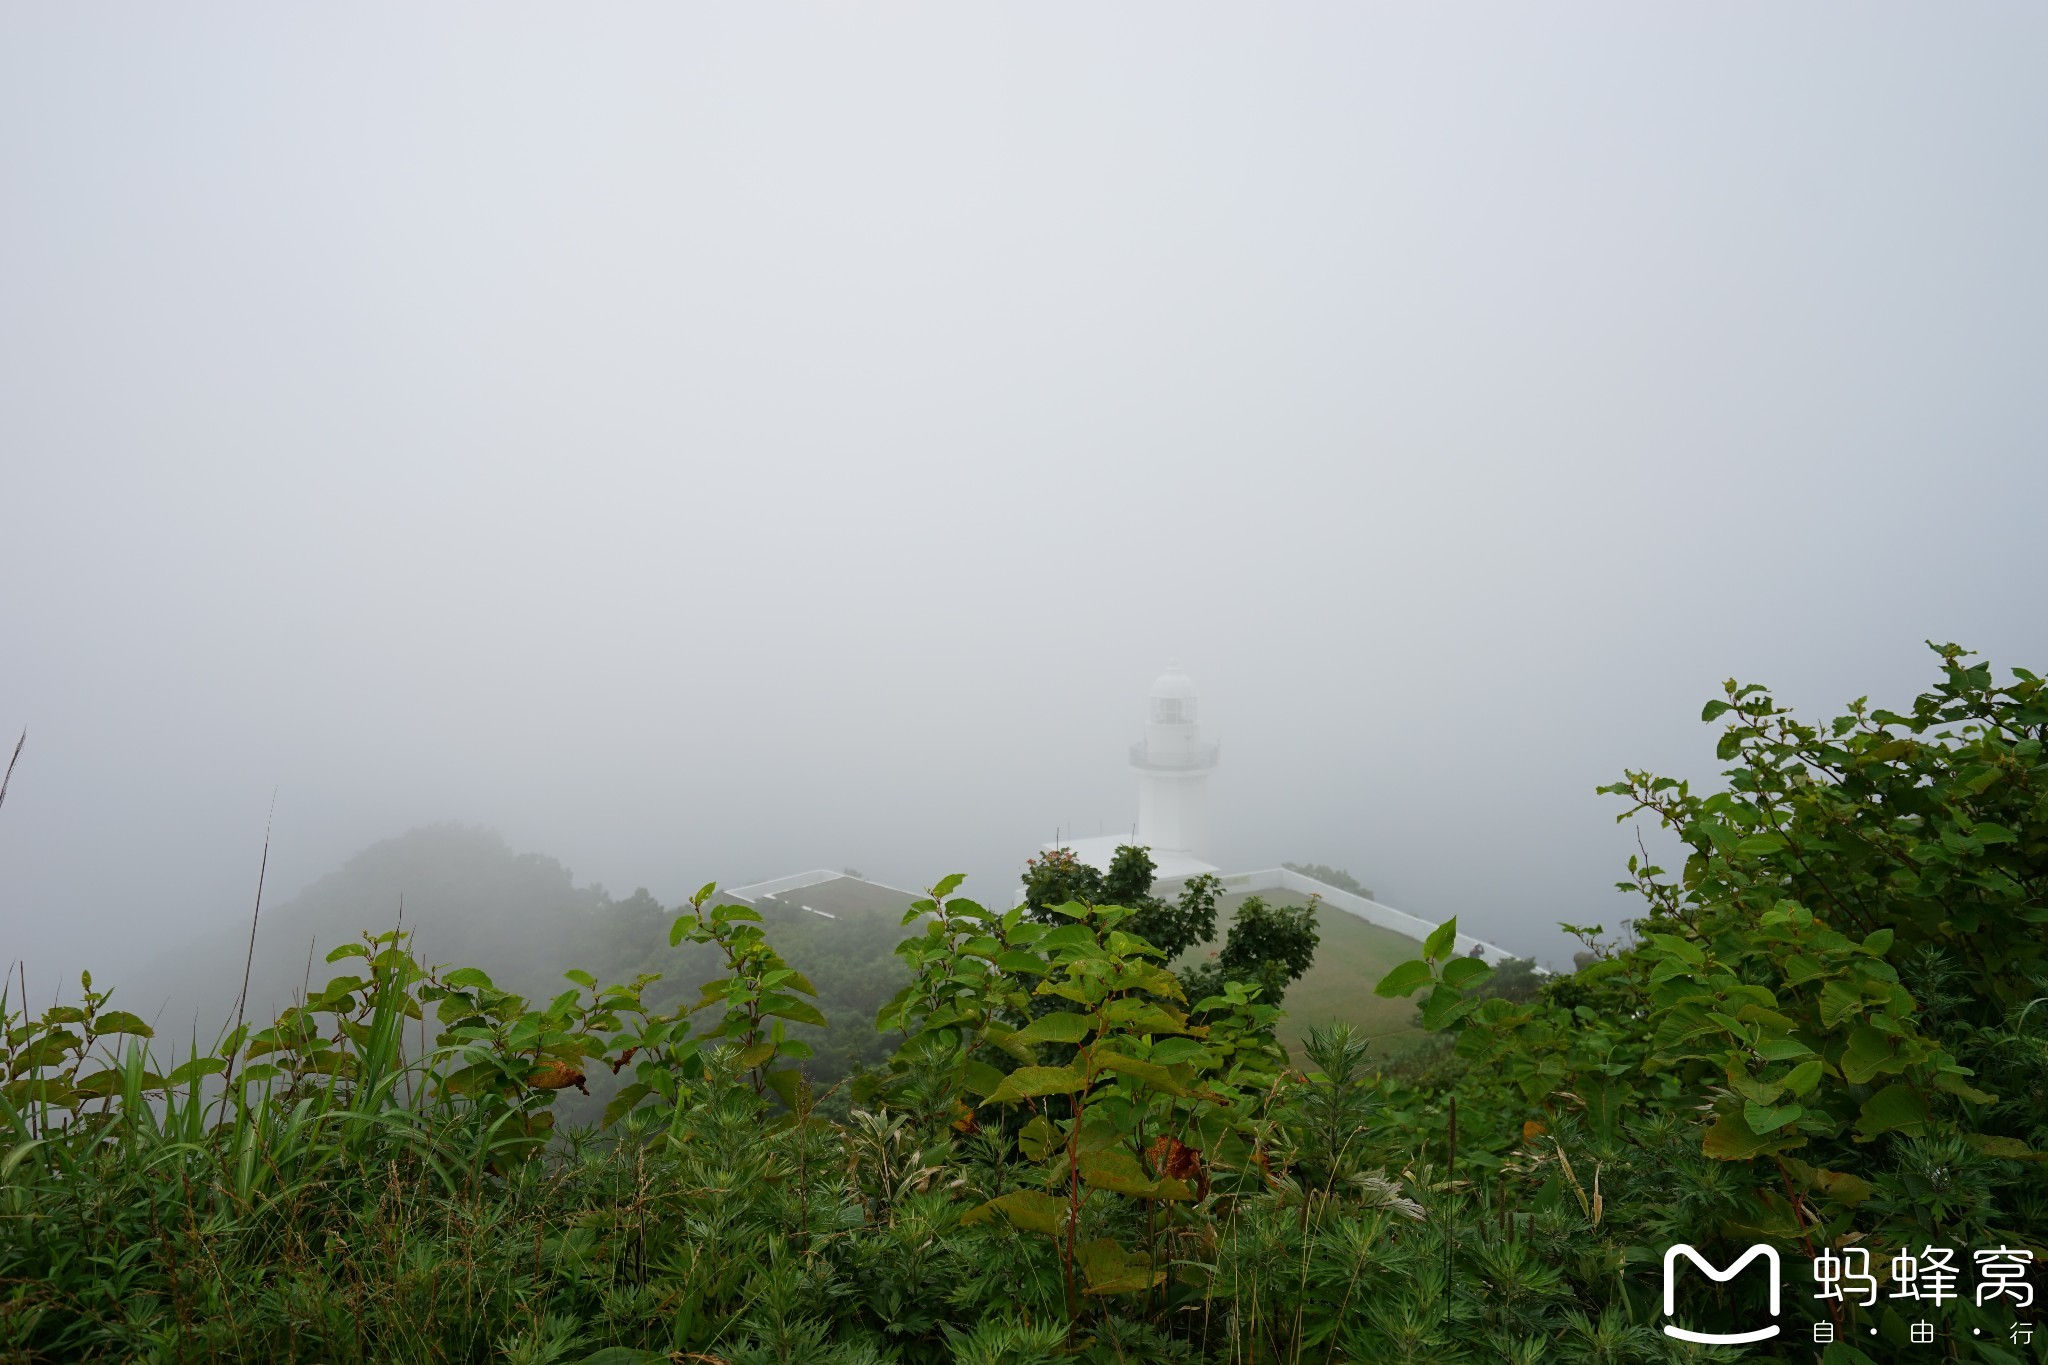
1132;663;1219;859
1041;664;1222;880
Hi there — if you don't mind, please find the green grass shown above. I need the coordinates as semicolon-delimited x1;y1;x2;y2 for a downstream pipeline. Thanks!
1176;888;1426;1058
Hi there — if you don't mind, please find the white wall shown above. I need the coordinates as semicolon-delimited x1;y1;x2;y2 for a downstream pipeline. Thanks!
1168;867;1529;967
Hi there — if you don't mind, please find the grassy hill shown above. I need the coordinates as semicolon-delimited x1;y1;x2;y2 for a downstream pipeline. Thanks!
135;825;616;1042
1176;887;1427;1057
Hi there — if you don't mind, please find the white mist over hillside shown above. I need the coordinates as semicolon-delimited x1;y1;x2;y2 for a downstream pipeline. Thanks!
4;5;2045;994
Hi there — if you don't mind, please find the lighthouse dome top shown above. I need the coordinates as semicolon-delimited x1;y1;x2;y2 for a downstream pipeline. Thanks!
1148;664;1198;724
1149;664;1197;700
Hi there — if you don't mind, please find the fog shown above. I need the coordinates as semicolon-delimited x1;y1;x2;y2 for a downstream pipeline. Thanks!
3;5;2044;995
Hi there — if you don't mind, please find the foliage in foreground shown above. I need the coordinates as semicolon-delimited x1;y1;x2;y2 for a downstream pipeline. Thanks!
1;643;2043;1363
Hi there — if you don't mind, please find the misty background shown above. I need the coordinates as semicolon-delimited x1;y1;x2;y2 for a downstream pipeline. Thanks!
3;5;2044;1011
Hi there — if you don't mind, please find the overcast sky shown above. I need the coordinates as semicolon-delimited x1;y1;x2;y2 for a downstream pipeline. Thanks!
3;5;2044;990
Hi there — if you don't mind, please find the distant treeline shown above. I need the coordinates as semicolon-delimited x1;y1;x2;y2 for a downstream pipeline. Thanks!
1281;861;1374;900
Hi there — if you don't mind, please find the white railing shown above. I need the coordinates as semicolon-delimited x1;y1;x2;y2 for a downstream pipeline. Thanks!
1169;867;1528;967
723;869;923;903
723;869;843;902
1128;740;1220;771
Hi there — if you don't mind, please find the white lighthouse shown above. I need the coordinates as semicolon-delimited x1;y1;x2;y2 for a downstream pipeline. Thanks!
1046;664;1222;880
1132;663;1218;859
1024;666;1529;963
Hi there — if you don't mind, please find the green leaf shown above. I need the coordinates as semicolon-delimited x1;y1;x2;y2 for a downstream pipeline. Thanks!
1101;998;1189;1034
1078;1149;1162;1197
1735;833;1786;855
1373;960;1434;998
996;950;1049;976
1727;1068;1783;1105
1441;956;1493;989
1933;1072;1998;1105
1418;984;1477;1031
1093;1052;1187;1096
1148;1037;1216;1067
1648;934;1705;967
1;1079;71;1108
1422;918;1458;962
1577;1078;1631;1142
167;1056;227;1086
603;1082;652;1126
325;943;371;962
983;1065;1089;1102
762;1067;801;1111
74;1067;166;1096
1860;928;1895;955
986;1025;1037;1064
1720;1190;1804;1242
961;1059;1007;1098
1012;1011;1095;1045
1743;1099;1803;1134
761;997;828;1029
1077;1237;1164;1295
1702;1108;1804;1160
572;1349;670;1365
961;1190;1068;1236
92;1011;153;1038
1781;954;1826;985
1819;979;1865;1030
1120;962;1185;1002
1811;1168;1875;1206
1037;980;1103;1007
444;967;495;990
1962;1134;2036;1160
737;1041;776;1069
1781;1060;1823;1096
563;969;596;989
958;935;1003;962
931;872;966;898
1855;1083;1928;1139
1840;1027;1899;1085
1017;1114;1058;1162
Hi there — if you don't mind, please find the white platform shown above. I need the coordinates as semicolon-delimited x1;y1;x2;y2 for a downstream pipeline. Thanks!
1049;835;1220;881
724;868;922;902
